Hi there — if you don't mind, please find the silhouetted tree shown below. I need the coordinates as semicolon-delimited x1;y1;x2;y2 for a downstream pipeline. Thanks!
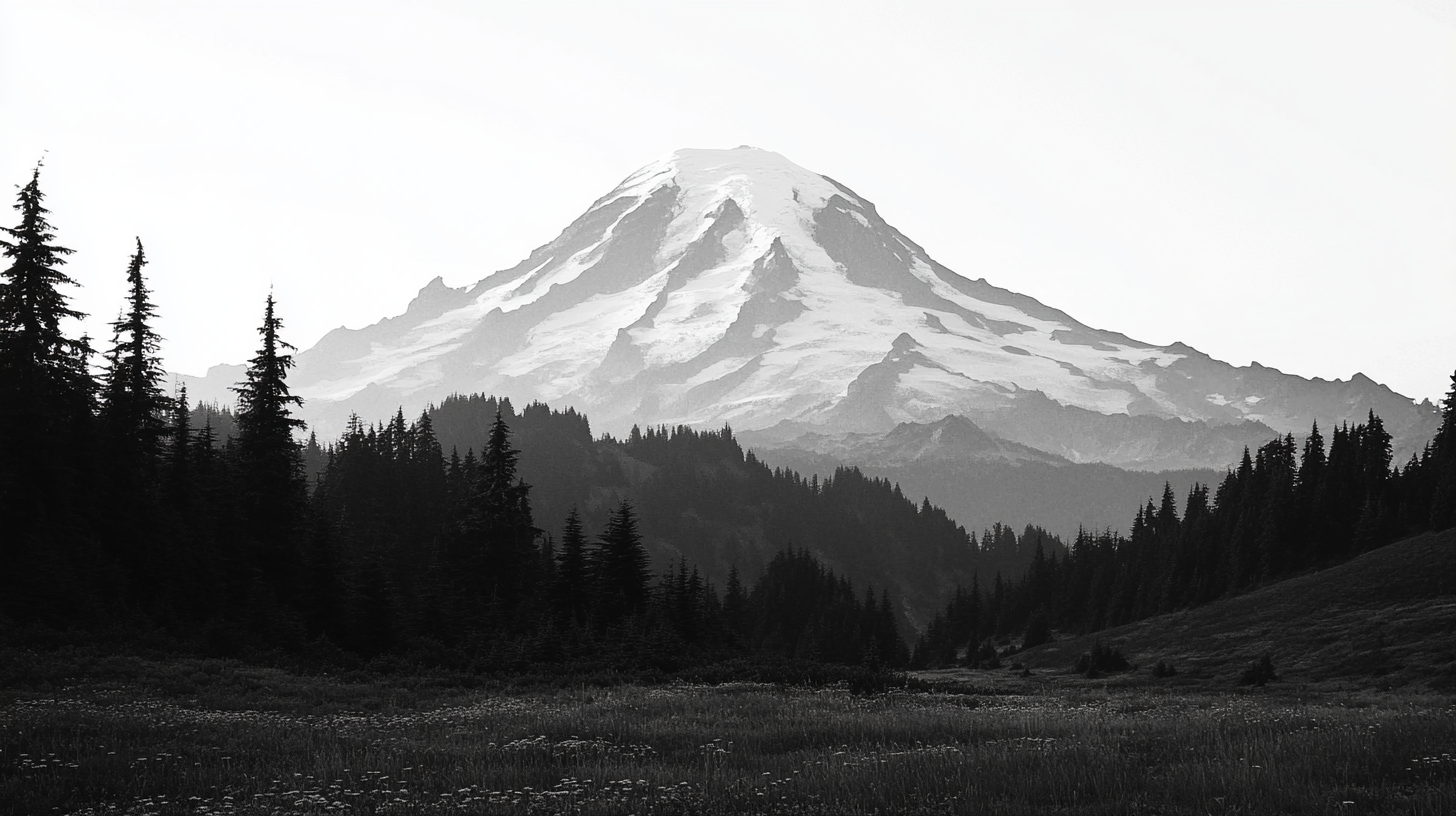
0;164;95;620
0;164;89;410
1428;371;1456;531
231;293;307;595
100;239;169;468
592;501;651;626
455;411;538;615
553;508;590;626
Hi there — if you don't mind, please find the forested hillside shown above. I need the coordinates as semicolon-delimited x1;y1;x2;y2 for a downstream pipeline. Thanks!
750;442;1222;542
913;390;1456;667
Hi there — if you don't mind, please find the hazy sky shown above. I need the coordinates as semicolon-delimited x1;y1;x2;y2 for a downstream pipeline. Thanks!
2;1;1453;403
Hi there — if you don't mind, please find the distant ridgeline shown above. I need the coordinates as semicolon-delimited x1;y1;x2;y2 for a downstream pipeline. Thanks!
3;165;1455;680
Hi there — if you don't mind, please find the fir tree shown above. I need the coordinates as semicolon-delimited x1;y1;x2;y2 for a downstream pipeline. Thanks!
231;293;306;589
0;164;94;619
593;500;651;625
167;383;192;503
234;293;303;443
0;165;92;471
723;564;748;641
458;411;537;611
1429;370;1456;531
0;164;87;404
552;508;590;626
875;588;907;666
100;239;170;467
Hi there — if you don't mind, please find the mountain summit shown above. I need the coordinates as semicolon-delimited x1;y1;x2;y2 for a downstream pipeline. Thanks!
185;147;1437;466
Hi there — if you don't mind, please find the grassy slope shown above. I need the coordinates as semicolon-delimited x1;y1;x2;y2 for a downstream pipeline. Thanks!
1018;528;1456;691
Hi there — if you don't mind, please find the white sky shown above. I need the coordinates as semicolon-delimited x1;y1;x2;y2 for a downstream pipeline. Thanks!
2;0;1453;403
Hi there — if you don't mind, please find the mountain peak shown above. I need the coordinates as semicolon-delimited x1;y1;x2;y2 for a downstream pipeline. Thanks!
611;147;856;241
179;148;1437;466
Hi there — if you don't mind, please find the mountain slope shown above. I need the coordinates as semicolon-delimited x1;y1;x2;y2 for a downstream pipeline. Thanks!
741;414;1064;469
181;147;1438;468
741;415;1224;539
419;395;1053;634
1018;528;1456;690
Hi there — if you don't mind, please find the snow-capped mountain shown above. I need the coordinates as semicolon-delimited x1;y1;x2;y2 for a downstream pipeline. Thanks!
182;147;1439;467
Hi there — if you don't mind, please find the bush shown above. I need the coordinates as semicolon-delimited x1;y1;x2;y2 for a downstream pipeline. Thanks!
966;639;1001;670
1074;641;1130;677
1240;653;1278;686
1022;610;1052;649
1152;659;1178;678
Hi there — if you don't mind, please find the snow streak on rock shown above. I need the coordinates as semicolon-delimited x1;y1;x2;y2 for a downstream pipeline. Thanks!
181;147;1438;467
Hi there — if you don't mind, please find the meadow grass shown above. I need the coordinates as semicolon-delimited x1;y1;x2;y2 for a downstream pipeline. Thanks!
2;655;1453;815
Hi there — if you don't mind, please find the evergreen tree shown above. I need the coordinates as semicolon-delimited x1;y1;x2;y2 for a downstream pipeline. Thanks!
0;164;95;619
166;383;192;503
1431;370;1456;531
875;588;907;666
723;564;748;642
231;293;307;591
89;240;178;609
0;164;88;406
100;238;170;466
456;411;538;613
593;500;651;625
553;508;590;626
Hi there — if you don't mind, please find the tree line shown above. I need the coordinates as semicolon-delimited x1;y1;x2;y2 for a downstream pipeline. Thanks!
0;167;916;675
912;383;1456;668
308;391;1058;631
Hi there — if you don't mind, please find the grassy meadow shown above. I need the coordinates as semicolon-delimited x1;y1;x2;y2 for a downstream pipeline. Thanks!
2;653;1453;816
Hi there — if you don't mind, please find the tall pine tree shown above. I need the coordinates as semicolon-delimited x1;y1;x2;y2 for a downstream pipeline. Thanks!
231;293;307;596
453;411;538;617
592;501;651;626
553;508;590;626
101;239;170;469
0;165;96;620
1429;370;1456;531
0;165;88;407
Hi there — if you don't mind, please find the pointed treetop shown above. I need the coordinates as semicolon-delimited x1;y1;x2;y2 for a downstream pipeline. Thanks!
0;163;90;403
233;292;304;442
102;238;169;449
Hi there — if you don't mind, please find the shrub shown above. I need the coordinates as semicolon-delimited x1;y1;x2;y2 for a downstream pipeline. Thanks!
968;639;1001;670
1075;641;1130;677
1240;653;1278;686
1152;659;1178;678
1022;610;1052;649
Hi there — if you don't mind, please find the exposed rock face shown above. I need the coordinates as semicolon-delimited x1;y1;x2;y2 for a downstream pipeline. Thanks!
181;147;1440;467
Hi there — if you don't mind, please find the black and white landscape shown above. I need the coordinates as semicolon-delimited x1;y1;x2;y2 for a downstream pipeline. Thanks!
184;145;1441;471
3;3;1454;815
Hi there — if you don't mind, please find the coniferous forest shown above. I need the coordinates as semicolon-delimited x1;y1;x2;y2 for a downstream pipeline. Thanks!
3;164;1456;686
912;397;1456;668
0;167;972;682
